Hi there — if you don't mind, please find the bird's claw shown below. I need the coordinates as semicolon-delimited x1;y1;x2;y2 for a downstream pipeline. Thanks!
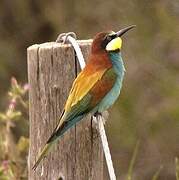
92;111;108;125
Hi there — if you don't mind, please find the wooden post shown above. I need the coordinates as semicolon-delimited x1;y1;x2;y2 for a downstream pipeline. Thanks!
27;41;103;180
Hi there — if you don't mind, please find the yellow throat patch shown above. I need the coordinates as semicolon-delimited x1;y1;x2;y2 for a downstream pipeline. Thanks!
106;37;122;51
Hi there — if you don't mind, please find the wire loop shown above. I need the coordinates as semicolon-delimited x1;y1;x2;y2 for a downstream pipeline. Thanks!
56;32;77;43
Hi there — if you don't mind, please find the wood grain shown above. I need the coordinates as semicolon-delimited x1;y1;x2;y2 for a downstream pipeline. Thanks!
28;41;103;180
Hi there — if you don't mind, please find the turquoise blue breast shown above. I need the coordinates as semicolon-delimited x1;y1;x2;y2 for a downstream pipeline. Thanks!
97;52;125;112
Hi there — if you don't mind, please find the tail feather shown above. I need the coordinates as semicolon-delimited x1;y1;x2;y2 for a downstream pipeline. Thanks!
32;113;66;171
32;142;53;171
32;114;85;171
32;122;65;171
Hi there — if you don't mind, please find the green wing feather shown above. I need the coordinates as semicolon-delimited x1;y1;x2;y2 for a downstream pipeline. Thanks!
32;68;117;170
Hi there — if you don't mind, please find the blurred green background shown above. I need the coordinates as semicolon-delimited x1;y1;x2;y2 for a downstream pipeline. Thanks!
0;0;179;179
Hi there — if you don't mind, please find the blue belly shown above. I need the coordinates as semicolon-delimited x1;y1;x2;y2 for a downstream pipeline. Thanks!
97;77;123;112
96;52;125;112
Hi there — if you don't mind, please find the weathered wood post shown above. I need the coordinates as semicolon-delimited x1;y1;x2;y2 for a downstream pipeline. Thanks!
27;40;103;180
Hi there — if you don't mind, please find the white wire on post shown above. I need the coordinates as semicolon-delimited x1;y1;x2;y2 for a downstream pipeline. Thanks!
95;115;117;180
56;32;86;69
56;33;117;180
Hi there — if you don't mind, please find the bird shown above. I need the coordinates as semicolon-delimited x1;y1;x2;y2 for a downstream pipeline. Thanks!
32;25;136;170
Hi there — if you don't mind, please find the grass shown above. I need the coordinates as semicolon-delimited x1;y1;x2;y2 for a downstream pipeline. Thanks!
126;140;140;180
151;165;163;180
176;157;179;180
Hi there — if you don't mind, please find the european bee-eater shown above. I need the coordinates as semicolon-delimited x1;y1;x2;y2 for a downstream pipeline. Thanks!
32;25;135;170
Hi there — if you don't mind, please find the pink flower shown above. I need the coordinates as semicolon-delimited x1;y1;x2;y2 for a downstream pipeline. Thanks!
11;77;18;87
9;98;16;110
23;83;30;91
2;160;9;172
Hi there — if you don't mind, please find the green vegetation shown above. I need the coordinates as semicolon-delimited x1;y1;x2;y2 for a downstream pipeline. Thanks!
0;78;29;179
126;141;140;180
176;158;179;180
151;166;163;180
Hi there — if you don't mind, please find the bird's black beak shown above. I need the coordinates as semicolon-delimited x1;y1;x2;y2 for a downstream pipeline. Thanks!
116;25;136;37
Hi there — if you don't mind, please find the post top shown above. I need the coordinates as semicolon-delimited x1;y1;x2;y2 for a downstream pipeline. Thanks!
27;39;93;51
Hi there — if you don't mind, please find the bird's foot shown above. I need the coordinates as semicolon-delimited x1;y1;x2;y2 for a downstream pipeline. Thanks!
90;111;109;141
94;111;102;117
93;111;108;125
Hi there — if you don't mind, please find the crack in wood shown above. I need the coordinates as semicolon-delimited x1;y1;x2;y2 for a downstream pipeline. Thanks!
28;42;103;180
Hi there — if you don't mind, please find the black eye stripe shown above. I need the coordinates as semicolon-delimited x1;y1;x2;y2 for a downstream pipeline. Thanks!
106;36;112;41
105;34;117;42
101;34;117;49
110;34;117;39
